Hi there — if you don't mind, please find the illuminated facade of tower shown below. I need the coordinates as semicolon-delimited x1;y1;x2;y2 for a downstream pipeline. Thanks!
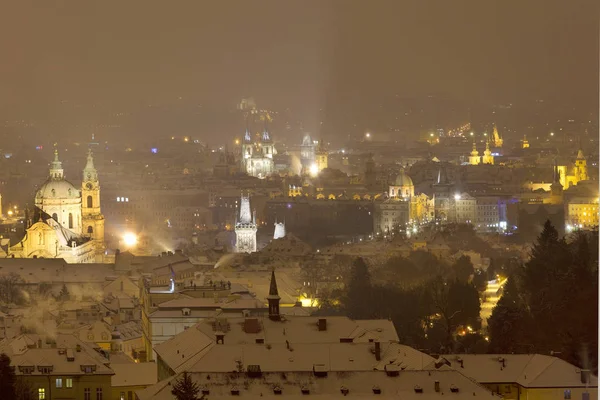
492;124;503;148
240;117;275;179
482;141;494;165
522;134;530;149
235;193;257;253
575;149;589;182
81;149;106;258
468;142;480;165
315;139;328;172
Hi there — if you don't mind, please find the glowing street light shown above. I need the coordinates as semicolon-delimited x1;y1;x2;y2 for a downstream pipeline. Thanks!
454;193;462;201
123;233;138;247
550;132;554;137
470;132;474;136
365;132;371;139
309;163;319;177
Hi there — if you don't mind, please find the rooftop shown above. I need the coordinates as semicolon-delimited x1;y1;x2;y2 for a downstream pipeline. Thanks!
137;369;499;400
444;354;597;388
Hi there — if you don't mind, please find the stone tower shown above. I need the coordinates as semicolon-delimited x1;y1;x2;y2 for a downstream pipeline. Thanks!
81;149;105;256
235;193;257;253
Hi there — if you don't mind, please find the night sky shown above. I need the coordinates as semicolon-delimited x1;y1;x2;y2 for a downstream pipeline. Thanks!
0;0;597;140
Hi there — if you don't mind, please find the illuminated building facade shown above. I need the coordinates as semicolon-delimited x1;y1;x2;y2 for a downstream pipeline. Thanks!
482;141;494;165
468;142;481;165
8;148;105;263
235;193;257;253
492;124;503;148
240;118;275;179
566;198;599;231
315;139;328;173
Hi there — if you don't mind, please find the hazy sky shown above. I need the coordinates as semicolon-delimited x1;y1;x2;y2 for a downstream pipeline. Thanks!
0;0;598;118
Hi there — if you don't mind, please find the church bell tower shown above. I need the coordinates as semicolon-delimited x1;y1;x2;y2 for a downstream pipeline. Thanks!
81;149;105;257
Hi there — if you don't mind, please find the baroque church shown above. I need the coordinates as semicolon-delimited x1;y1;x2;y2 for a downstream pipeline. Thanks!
7;148;105;263
240;117;276;179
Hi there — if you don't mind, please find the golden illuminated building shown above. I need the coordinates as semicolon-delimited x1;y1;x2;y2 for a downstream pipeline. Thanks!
492;124;503;147
7;148;105;263
567;198;599;230
556;149;589;189
522;134;530;149
315;139;328;172
482;141;494;165
468;141;481;165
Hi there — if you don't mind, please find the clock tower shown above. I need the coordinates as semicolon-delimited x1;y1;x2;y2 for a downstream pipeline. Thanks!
81;149;105;257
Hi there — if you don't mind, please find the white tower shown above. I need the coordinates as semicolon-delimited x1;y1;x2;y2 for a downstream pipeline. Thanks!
235;193;257;253
273;220;286;240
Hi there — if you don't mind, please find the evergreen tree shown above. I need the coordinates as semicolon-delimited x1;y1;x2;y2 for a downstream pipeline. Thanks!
171;372;201;400
59;284;70;301
0;353;16;400
487;276;530;353
344;257;374;319
452;255;474;283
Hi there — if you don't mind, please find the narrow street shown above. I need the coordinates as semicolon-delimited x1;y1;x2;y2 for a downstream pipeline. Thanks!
480;277;508;331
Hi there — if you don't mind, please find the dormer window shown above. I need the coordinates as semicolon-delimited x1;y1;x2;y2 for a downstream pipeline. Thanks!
38;366;54;374
19;366;35;374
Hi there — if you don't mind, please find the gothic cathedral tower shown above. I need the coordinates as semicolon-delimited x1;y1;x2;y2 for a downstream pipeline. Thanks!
81;149;105;257
235;193;257;253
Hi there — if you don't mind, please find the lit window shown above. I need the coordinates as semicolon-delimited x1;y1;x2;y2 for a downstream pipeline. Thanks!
38;388;46;400
56;378;62;388
120;392;125;400
116;197;120;202
66;378;73;388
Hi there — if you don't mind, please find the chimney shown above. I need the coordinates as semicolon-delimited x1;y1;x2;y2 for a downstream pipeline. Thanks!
216;333;225;344
434;381;440;393
317;318;327;331
374;341;381;361
581;369;590;385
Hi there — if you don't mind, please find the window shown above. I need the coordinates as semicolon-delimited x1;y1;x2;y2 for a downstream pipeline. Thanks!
52;213;58;221
66;378;73;388
68;213;73;229
96;388;103;400
128;391;133;400
38;388;46;400
87;196;93;208
87;226;94;234
56;378;62;388
84;388;91;400
120;392;125;400
564;390;571;400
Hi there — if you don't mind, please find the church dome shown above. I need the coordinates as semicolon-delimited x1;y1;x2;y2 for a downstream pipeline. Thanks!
36;179;80;200
394;170;413;187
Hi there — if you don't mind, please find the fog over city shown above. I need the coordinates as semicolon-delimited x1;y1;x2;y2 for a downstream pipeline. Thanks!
0;1;598;400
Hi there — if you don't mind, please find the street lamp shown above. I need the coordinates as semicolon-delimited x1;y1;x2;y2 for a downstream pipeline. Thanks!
123;233;138;247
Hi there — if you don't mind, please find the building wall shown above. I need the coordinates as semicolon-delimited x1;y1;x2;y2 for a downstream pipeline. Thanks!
18;374;112;400
567;200;599;230
112;384;151;400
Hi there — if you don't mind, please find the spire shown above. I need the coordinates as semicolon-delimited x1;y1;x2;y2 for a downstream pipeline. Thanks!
268;269;279;297
85;148;95;170
262;117;271;142
83;148;98;182
49;144;64;180
267;268;281;320
244;116;251;142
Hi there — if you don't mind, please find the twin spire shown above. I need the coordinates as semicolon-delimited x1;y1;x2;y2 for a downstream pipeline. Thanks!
49;145;97;181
